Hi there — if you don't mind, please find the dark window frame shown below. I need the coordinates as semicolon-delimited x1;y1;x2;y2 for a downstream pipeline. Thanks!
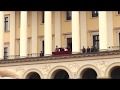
67;37;72;51
4;47;8;59
4;16;9;32
93;35;99;49
42;11;44;23
118;11;120;14
92;11;98;17
66;11;71;20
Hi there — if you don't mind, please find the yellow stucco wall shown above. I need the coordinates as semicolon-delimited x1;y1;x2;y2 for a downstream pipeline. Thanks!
112;11;120;46
4;32;10;43
113;11;120;28
86;11;99;31
61;11;71;48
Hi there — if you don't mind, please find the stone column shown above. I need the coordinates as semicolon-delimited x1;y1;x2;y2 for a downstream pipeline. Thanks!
0;11;4;59
99;11;113;51
20;11;27;58
72;11;80;54
32;11;37;54
44;11;52;56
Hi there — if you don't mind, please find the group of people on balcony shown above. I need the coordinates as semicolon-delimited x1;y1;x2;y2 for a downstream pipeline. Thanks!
82;46;99;53
40;45;71;56
55;46;71;52
40;45;99;57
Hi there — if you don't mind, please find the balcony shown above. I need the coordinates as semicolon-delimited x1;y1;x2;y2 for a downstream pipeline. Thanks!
1;46;120;64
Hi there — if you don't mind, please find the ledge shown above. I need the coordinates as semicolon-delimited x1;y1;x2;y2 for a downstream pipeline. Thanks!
1;50;120;64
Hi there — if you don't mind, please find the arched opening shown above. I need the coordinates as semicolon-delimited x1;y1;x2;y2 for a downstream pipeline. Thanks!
81;68;97;79
25;72;41;79
52;69;69;79
110;66;120;79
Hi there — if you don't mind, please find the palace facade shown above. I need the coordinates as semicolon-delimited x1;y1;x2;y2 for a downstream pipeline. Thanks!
0;11;120;79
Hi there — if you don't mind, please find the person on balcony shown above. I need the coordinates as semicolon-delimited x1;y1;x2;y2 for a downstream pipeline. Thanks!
55;46;59;52
82;46;86;53
64;47;68;51
91;46;94;52
87;46;90;53
40;51;44;56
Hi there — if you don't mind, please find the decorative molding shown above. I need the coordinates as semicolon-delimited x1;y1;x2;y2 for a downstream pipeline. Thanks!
38;34;54;39
96;60;108;76
41;65;51;75
16;67;25;78
72;73;78;79
16;67;25;73
0;51;120;64
63;32;72;36
114;27;120;30
69;63;78;73
88;30;99;33
4;42;10;45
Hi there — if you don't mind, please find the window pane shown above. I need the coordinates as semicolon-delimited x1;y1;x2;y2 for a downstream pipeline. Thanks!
66;11;71;20
4;16;9;31
4;47;8;59
93;35;99;48
6;22;8;31
68;11;71;17
92;11;98;17
5;17;8;21
4;47;8;52
118;11;120;14
42;11;44;23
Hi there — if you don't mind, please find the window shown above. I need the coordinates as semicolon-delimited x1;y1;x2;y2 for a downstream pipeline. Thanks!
66;11;71;20
93;35;99;49
4;47;8;59
4;15;9;32
92;11;98;17
42;11;44;23
118;11;120;14
67;38;72;51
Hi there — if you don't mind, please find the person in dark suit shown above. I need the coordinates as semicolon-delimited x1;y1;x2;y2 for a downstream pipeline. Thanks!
87;46;90;53
40;51;43;56
82;46;86;53
91;46;94;52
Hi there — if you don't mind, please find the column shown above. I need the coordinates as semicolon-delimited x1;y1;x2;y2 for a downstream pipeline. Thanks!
99;11;113;51
55;11;61;48
80;11;87;50
72;11;80;54
44;11;52;56
20;11;27;57
10;11;15;57
32;11;37;54
0;11;4;59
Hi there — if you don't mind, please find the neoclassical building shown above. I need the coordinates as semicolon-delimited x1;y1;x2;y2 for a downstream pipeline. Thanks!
0;11;120;79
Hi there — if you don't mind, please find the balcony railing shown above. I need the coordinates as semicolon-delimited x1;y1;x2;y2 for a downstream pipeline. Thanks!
2;46;120;60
